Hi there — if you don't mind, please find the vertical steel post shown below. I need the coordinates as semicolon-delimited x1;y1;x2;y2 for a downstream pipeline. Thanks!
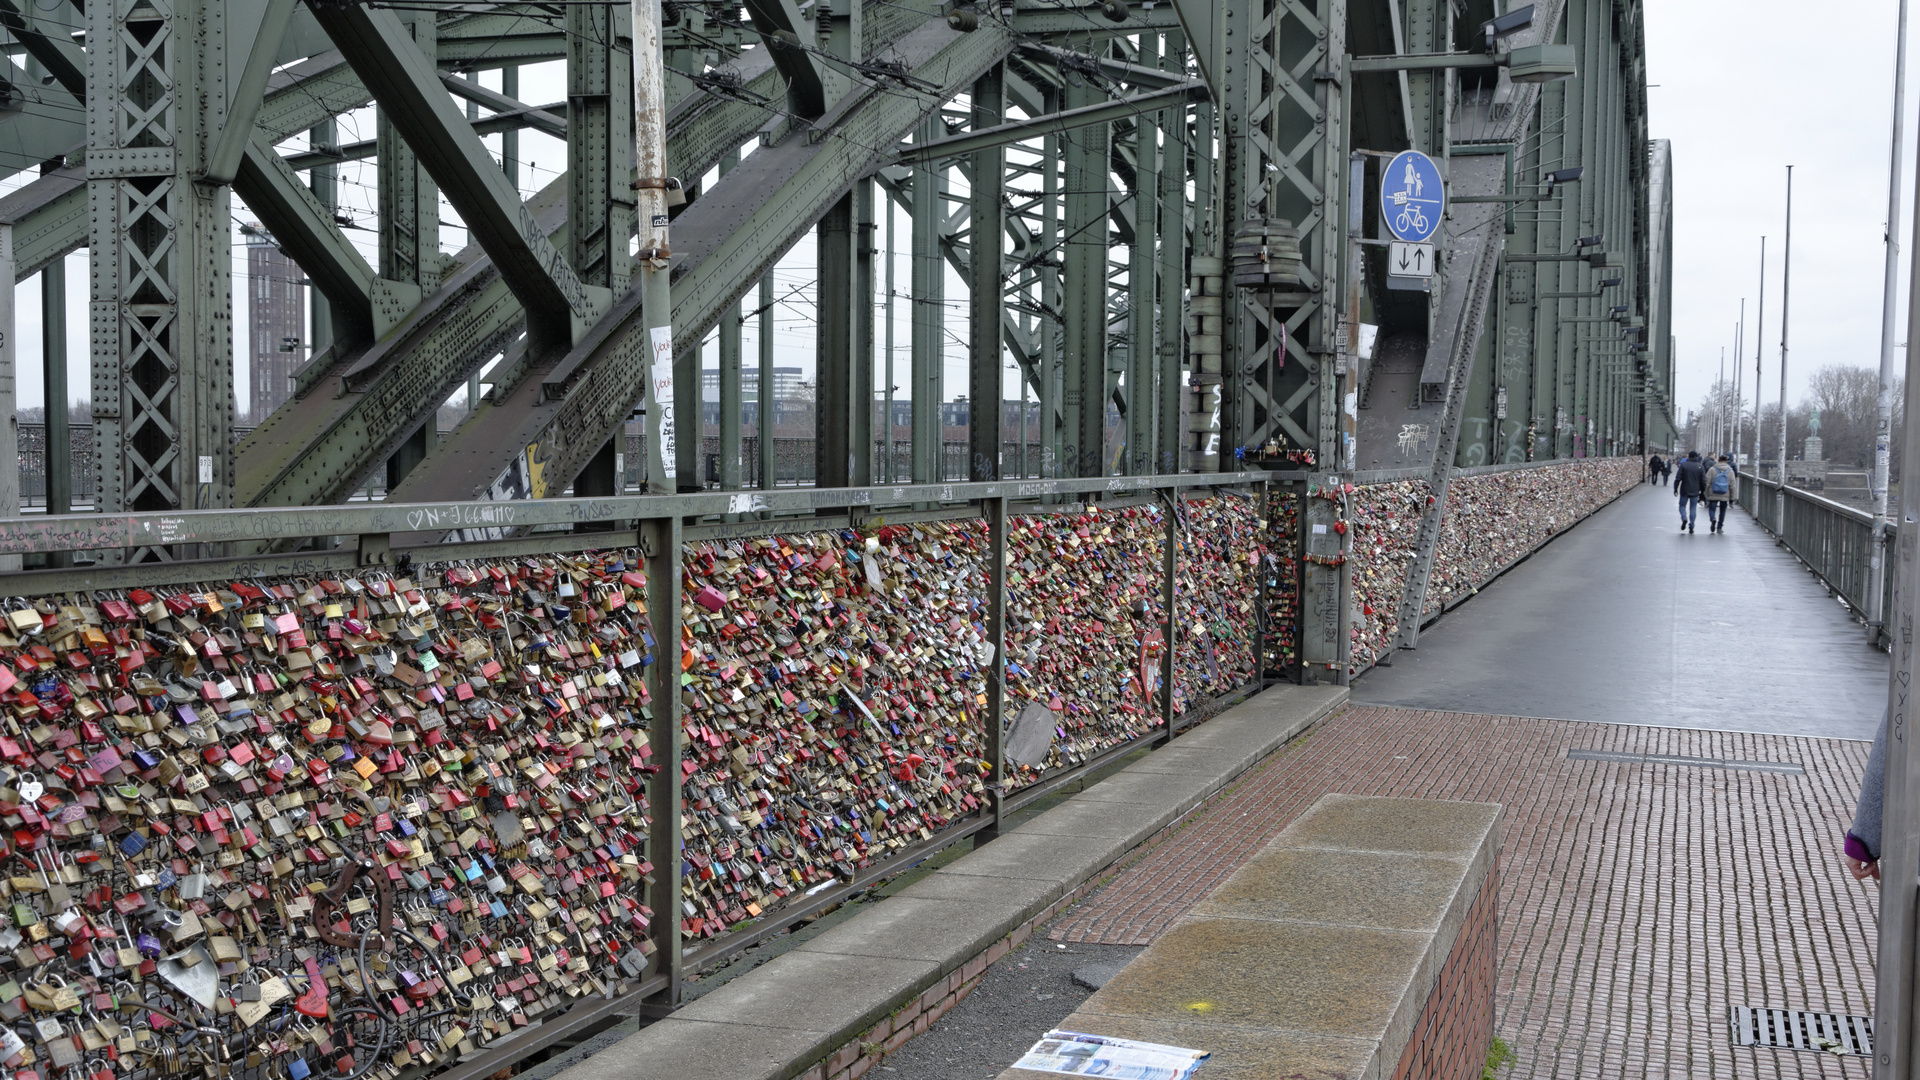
635;0;677;495
1062;79;1109;478
816;193;856;487
1041;114;1062;478
639;512;683;1012
569;0;635;297
377;12;439;297
1777;167;1792;529
883;198;897;482
911;119;945;484
981;496;1006;842
719;164;743;491
501;66;520;188
1156;38;1188;475
758;272;775;489
1875;89;1920;1073
310;119;339;357
1159;492;1178;741
1872;0;1909;639
0;225;15;573
1753;238;1766;466
853;183;875;486
42;260;69;529
1127;39;1160;477
969;66;1005;482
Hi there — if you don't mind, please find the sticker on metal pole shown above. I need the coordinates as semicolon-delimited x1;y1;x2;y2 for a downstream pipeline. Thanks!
1381;150;1444;243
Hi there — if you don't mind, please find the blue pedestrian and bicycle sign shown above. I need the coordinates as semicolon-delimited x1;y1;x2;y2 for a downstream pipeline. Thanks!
1381;150;1444;243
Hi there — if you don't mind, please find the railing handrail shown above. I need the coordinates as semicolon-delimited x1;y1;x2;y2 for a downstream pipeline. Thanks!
1743;470;1877;526
0;469;1305;555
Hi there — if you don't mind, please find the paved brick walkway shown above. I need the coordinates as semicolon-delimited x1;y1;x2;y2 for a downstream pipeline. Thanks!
1048;705;1879;1079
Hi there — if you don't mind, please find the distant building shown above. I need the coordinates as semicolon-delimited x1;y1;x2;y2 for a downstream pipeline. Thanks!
246;231;306;423
700;366;805;402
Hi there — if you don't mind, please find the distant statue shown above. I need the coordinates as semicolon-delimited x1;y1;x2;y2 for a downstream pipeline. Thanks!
1810;409;1821;435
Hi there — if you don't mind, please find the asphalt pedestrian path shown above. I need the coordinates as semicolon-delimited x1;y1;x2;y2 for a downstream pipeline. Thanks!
1355;481;1888;740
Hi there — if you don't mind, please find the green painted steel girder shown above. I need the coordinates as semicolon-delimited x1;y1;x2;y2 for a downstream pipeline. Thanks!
386;12;1030;506
234;52;781;512
312;1;609;353
232;135;376;341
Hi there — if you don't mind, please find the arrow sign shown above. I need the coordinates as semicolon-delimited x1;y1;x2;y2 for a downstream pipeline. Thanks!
1390;241;1435;277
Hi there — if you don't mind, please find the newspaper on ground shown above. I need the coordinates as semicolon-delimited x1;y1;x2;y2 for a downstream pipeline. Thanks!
1011;1029;1208;1079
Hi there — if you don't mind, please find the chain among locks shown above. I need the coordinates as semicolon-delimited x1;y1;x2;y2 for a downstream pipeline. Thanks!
0;552;662;1080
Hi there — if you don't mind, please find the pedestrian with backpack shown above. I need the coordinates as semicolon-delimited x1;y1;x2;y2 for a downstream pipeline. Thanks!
1648;454;1666;486
1703;454;1737;532
1674;450;1707;533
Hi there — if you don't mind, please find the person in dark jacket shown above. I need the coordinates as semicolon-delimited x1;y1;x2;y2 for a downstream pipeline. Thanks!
1648;454;1666;485
1674;451;1707;533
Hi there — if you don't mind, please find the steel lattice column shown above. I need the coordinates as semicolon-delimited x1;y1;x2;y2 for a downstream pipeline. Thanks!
1183;0;1346;467
87;0;236;555
1061;79;1108;478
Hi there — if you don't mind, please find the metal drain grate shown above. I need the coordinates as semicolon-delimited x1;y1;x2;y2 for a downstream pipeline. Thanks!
1730;1007;1872;1055
1567;748;1804;775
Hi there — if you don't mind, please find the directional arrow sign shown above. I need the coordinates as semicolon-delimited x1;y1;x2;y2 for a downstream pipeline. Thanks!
1390;241;1435;276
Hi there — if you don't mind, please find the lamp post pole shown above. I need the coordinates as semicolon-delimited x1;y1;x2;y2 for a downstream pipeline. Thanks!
1871;0;1910;641
1775;166;1792;532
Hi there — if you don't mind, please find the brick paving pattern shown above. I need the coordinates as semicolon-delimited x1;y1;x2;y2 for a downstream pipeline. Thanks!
1048;705;1879;1079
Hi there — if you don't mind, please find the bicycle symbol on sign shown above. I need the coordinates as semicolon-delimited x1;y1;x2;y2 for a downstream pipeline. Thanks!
1395;204;1429;237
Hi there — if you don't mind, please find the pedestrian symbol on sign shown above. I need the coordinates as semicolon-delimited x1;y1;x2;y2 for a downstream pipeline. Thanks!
1381;150;1445;244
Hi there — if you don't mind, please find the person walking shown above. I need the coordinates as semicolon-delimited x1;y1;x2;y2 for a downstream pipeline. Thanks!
1648;454;1666;486
1703;454;1737;533
1674;450;1707;533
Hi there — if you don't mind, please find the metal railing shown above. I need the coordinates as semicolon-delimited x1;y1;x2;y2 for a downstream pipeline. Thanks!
1737;473;1893;637
0;468;1295;1080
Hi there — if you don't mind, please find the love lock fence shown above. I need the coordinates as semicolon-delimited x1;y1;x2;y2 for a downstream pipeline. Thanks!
0;472;1292;1080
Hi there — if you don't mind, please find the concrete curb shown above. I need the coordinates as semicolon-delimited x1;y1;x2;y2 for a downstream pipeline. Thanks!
551;682;1349;1080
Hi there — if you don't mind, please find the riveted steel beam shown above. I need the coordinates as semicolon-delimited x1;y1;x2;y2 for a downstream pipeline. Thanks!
387;12;1030;509
313;1;608;353
232;136;375;344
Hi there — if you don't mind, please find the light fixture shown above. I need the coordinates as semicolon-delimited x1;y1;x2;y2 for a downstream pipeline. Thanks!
1546;167;1584;186
1577;234;1603;247
1481;4;1534;52
1599;275;1622;287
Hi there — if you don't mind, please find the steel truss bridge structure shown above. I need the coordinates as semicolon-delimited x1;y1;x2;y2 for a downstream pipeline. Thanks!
0;0;1670;681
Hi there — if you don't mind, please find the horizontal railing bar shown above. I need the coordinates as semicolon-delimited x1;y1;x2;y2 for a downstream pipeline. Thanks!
0;471;1304;556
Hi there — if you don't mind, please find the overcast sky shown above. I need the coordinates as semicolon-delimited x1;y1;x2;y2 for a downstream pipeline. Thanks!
1648;0;1920;428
